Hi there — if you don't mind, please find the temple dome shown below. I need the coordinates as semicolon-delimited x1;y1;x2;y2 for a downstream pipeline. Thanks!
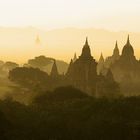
122;35;134;57
80;37;92;59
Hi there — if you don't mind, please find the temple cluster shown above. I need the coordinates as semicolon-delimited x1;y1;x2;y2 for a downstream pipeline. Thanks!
97;36;140;95
9;35;140;97
49;35;140;97
49;37;120;97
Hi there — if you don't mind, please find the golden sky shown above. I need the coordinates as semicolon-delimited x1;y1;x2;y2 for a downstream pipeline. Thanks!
0;0;139;63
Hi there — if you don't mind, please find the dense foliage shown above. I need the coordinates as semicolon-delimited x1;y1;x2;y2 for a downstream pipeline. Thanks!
0;87;140;140
9;67;50;90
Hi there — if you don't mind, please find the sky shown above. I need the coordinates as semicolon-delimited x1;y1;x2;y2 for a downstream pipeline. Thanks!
0;0;139;63
0;0;139;31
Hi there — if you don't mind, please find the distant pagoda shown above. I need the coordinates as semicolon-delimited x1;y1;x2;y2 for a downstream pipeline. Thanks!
35;35;41;46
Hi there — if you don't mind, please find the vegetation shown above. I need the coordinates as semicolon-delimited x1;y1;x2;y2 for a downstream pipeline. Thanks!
9;67;50;90
25;55;68;74
0;87;140;140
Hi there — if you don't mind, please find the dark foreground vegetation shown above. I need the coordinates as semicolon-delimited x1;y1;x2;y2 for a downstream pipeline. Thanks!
0;86;140;140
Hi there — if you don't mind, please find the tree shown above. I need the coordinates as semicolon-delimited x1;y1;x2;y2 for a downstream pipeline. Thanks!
2;61;19;72
9;67;50;90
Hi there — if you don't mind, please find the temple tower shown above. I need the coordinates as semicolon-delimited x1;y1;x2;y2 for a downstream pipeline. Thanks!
97;53;105;75
113;41;120;59
121;35;136;61
79;37;93;60
50;60;59;78
66;37;97;95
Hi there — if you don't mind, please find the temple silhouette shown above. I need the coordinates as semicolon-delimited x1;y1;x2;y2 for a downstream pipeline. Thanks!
49;37;119;97
66;37;98;95
8;35;140;97
48;35;140;97
110;36;140;95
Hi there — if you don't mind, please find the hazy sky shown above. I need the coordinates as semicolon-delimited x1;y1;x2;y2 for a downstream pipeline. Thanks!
0;0;139;63
0;0;139;31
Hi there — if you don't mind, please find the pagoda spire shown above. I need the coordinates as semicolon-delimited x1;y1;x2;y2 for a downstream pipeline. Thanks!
99;53;104;63
50;60;59;77
97;53;105;75
80;37;92;59
73;53;77;62
115;40;118;48
127;34;130;44
113;41;120;57
36;34;41;45
85;37;88;45
66;59;73;76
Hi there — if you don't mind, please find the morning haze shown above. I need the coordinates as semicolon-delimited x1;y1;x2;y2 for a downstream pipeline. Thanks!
0;27;140;63
0;0;140;140
0;0;139;63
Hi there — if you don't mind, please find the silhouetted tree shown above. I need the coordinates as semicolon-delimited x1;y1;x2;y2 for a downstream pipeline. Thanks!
9;67;50;91
2;61;19;73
